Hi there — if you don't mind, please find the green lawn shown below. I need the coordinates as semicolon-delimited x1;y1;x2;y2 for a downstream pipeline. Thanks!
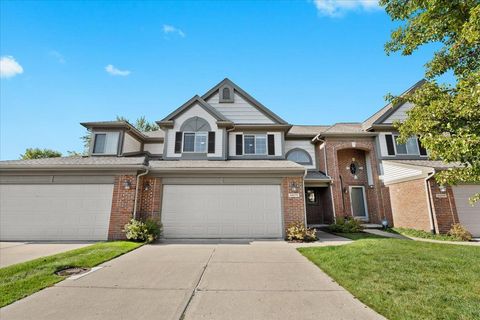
0;241;142;307
298;239;480;320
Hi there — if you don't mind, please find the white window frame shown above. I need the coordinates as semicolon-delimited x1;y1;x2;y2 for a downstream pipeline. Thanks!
349;186;369;220
91;132;120;155
243;134;267;155
182;131;208;153
393;135;420;155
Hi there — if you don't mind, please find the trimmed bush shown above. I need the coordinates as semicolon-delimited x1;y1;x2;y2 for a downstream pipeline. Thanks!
447;224;472;241
328;216;363;233
286;222;317;242
124;218;162;243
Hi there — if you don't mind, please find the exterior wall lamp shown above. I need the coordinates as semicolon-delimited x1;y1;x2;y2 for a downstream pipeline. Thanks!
123;180;132;190
290;182;299;193
143;181;152;191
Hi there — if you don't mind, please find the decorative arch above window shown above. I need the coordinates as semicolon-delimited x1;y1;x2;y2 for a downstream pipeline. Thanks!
286;148;312;165
219;85;234;103
180;116;211;132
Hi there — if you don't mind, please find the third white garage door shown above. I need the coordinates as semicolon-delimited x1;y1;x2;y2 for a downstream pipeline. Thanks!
452;185;480;237
161;185;283;238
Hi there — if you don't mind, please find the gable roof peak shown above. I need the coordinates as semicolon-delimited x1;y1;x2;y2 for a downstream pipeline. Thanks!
201;78;288;125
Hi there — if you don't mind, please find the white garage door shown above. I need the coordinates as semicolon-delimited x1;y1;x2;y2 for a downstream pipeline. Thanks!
452;185;480;237
0;184;114;241
161;185;283;238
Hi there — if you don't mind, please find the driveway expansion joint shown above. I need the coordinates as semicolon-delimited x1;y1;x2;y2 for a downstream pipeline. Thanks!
178;247;216;320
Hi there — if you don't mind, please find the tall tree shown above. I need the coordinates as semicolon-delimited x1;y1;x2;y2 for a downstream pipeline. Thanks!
20;148;62;160
381;0;480;202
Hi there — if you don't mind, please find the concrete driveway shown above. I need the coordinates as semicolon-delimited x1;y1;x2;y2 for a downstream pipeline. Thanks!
1;240;384;320
0;242;93;268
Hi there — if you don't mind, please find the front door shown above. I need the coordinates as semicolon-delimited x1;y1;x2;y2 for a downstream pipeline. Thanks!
350;186;368;220
306;188;323;225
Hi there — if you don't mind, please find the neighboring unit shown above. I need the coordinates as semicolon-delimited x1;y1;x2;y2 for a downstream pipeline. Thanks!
1;79;478;240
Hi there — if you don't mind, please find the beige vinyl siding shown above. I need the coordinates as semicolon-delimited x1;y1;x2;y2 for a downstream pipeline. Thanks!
144;143;164;155
285;140;316;169
122;132;142;154
206;92;275;124
165;103;223;158
382;162;426;184
384;102;414;123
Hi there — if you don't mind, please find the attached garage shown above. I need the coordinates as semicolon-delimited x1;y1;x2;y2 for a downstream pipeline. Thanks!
452;185;480;237
161;184;283;238
0;183;114;241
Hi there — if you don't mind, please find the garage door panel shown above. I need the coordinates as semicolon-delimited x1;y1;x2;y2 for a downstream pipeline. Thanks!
162;185;283;238
0;184;113;241
452;185;480;237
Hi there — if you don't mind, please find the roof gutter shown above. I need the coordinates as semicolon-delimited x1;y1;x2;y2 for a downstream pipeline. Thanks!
0;164;148;171
424;170;436;234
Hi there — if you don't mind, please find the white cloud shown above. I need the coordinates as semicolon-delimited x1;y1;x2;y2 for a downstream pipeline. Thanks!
163;24;186;38
105;64;131;76
313;0;380;17
0;56;24;78
49;50;66;64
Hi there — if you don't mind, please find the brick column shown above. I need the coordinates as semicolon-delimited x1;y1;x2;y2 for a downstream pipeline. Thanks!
108;175;137;240
282;176;306;232
137;177;162;221
429;179;459;234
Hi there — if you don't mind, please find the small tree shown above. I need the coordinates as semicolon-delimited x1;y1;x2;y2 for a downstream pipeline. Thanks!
20;148;62;160
381;0;480;202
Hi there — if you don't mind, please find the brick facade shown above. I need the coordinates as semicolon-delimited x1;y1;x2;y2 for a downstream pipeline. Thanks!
428;179;459;234
388;177;460;234
108;175;137;240
137;177;162;221
389;178;431;232
321;137;389;224
281;176;306;231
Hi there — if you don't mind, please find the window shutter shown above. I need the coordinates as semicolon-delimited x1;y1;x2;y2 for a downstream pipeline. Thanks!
208;132;215;153
418;138;428;156
267;134;275;155
174;132;182;153
385;134;395;155
236;134;243;155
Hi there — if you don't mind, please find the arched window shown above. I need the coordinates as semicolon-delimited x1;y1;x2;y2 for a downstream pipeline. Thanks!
180;116;211;132
219;85;234;103
286;148;312;165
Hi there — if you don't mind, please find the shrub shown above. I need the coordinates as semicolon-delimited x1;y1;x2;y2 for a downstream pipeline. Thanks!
123;218;162;243
328;216;363;233
447;224;472;241
286;222;317;242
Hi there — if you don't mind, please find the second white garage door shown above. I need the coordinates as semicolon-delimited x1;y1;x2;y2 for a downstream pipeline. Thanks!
452;185;480;237
161;185;283;238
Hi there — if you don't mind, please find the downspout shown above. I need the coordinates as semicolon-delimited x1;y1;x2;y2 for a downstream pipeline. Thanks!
424;170;436;234
133;168;149;220
317;137;337;223
303;168;308;228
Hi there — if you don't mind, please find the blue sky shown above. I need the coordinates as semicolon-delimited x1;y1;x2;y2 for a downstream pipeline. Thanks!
1;0;437;160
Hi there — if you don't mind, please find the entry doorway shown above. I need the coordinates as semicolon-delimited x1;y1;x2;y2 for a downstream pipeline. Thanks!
349;186;368;220
305;187;331;225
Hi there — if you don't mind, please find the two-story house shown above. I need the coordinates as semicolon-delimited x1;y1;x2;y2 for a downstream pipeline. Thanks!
1;79;478;240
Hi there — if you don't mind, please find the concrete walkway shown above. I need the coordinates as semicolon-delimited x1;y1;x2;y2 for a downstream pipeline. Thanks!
0;242;93;268
1;241;384;320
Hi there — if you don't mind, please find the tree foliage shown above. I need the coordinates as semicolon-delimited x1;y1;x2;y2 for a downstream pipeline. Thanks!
115;116;159;132
381;0;480;202
20;148;62;160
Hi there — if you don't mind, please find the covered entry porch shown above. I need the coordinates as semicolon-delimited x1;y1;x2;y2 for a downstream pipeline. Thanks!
304;171;334;226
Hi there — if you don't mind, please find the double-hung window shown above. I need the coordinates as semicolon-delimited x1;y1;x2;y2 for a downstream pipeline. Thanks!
394;135;420;155
183;132;207;153
244;134;267;155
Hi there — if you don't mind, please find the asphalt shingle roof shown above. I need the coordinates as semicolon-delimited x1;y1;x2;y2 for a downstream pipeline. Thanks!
0;156;147;168
389;160;462;170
